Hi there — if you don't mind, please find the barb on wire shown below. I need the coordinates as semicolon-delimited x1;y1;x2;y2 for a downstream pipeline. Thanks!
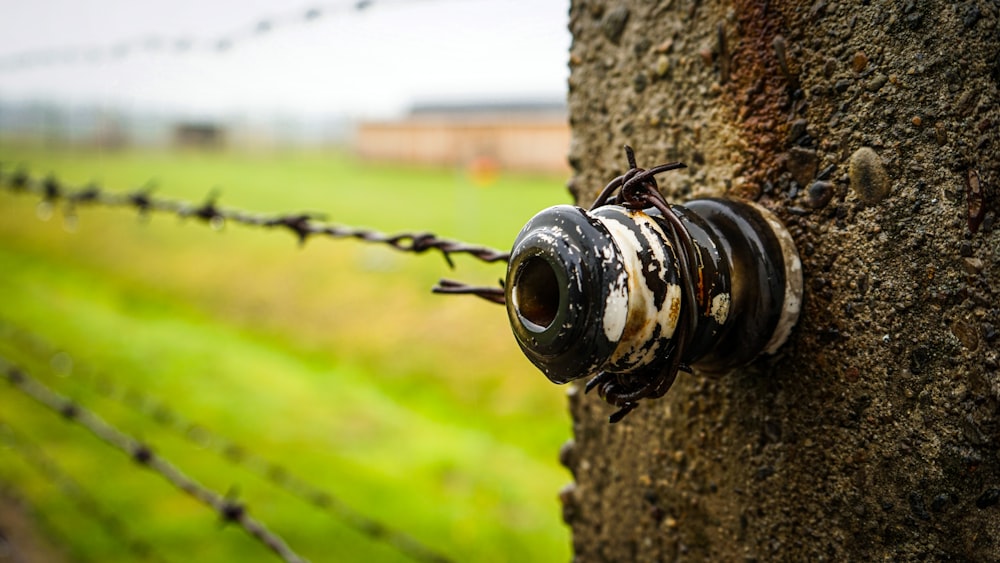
0;167;510;272
0;420;169;562
432;279;505;305
0;357;307;563
0;319;453;563
0;1;433;72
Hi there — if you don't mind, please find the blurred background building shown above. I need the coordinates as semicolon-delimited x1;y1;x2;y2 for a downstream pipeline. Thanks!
0;97;570;172
356;100;569;173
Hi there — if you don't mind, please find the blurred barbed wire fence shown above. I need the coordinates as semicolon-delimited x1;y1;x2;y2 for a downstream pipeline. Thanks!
0;420;170;563
0;171;519;559
0;149;517;562
0;166;509;264
1;357;310;563
0;0;548;560
0;2;524;554
0;165;509;304
0;319;454;563
0;0;436;73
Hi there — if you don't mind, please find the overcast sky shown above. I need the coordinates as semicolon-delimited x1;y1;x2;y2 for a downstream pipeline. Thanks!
0;0;571;119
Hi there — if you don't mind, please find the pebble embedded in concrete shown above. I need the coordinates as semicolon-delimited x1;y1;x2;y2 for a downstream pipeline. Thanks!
786;147;819;187
867;73;888;92
806;181;834;209
852;51;868;73
601;7;630;44
849;147;890;205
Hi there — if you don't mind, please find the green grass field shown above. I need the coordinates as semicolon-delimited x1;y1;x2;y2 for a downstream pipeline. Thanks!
0;145;575;562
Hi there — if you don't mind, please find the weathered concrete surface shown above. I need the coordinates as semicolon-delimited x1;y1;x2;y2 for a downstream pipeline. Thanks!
561;1;1000;560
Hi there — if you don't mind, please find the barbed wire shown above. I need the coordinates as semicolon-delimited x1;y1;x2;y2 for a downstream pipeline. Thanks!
0;0;439;73
0;166;511;270
0;165;509;303
0;357;307;563
0;319;454;563
0;419;170;562
431;279;506;304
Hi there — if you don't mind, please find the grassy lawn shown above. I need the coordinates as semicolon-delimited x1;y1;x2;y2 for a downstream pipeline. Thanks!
0;145;575;562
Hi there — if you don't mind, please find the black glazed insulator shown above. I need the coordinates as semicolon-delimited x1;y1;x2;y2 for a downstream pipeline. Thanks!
504;198;802;399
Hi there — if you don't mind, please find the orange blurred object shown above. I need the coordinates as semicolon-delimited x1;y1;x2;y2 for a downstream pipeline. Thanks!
468;156;500;187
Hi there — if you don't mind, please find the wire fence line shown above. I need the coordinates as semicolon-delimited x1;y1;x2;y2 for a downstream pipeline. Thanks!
0;420;170;563
0;319;455;563
0;0;439;73
0;165;509;302
0;152;508;558
0;166;510;266
0;357;308;563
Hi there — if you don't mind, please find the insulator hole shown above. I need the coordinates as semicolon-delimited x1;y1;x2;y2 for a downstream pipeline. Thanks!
513;256;561;330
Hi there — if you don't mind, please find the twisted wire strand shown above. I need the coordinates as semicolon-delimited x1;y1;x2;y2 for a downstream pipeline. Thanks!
431;279;506;304
584;146;693;423
0;357;307;563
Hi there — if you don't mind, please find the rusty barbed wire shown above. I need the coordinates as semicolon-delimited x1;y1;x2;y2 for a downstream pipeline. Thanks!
0;166;510;269
431;279;506;304
0;420;169;563
584;145;693;423
0;357;307;563
0;0;437;73
0;319;454;563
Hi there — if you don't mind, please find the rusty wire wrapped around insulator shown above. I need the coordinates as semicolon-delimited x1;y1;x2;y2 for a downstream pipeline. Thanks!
504;146;803;423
